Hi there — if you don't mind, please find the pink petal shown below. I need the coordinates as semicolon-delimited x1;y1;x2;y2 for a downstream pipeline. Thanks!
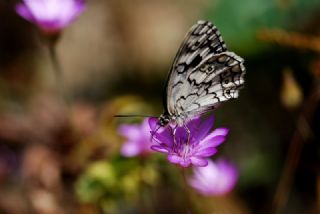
199;136;226;149
195;147;217;157
188;178;209;194
168;154;191;167
141;118;152;133
186;116;201;132
200;128;229;146
15;3;35;22
208;128;229;138
153;128;174;146
193;115;215;141
56;1;86;27
174;126;188;143
190;157;208;167
188;159;238;196
121;142;140;157
167;154;182;164
69;0;86;17
118;125;140;141
148;117;159;131
150;120;174;144
151;145;169;153
15;0;86;32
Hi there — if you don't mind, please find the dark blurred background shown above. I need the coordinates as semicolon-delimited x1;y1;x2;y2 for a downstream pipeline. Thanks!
0;0;320;213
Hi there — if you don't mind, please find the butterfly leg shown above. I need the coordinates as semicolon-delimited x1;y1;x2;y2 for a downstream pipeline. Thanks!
172;124;180;145
150;131;160;144
150;124;162;144
183;124;191;144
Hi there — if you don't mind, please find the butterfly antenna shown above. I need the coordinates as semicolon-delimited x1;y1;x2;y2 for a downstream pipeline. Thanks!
150;124;162;143
114;114;154;118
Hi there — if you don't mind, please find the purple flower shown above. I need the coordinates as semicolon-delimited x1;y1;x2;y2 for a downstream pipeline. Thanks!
149;115;228;168
188;159;238;196
15;0;86;33
118;118;153;157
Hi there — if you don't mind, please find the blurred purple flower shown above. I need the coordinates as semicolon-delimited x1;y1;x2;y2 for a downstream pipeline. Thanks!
149;115;228;168
188;159;238;196
118;118;153;157
15;0;86;33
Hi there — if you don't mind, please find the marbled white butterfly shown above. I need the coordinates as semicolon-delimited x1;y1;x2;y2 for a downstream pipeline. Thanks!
157;20;245;129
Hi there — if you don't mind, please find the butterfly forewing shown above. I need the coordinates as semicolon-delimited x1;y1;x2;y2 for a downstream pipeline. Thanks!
164;20;245;122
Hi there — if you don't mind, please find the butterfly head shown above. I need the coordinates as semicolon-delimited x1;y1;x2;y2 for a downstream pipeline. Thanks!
158;114;171;127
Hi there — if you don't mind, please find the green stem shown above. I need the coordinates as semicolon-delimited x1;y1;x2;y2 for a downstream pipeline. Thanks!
48;42;62;83
47;37;68;103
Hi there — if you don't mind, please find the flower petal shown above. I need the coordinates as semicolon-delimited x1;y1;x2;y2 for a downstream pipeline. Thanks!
200;128;229;146
151;145;169;153
15;0;86;32
167;154;182;164
152;127;174;147
119;118;153;157
118;125;140;141
190;157;208;167
187;159;238;196
195;147;217;157
192;115;215;141
121;141;141;157
67;0;86;19
188;178;209;194
15;3;35;22
186;116;201;133
168;154;191;167
214;128;229;136
53;1;85;29
199;136;226;149
174;126;188;143
149;117;173;146
141;118;151;133
148;117;159;131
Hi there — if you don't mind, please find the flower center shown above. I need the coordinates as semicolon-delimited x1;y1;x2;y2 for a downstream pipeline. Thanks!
172;134;194;159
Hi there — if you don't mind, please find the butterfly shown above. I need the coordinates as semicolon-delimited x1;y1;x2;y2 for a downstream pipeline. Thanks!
157;20;245;129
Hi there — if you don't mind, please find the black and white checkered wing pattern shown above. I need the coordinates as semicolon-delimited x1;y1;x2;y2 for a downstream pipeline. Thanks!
165;20;245;119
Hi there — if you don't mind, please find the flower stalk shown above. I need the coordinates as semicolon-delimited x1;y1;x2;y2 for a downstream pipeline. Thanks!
181;168;193;214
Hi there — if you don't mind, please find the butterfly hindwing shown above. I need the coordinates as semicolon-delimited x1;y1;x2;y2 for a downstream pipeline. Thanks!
180;52;245;116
